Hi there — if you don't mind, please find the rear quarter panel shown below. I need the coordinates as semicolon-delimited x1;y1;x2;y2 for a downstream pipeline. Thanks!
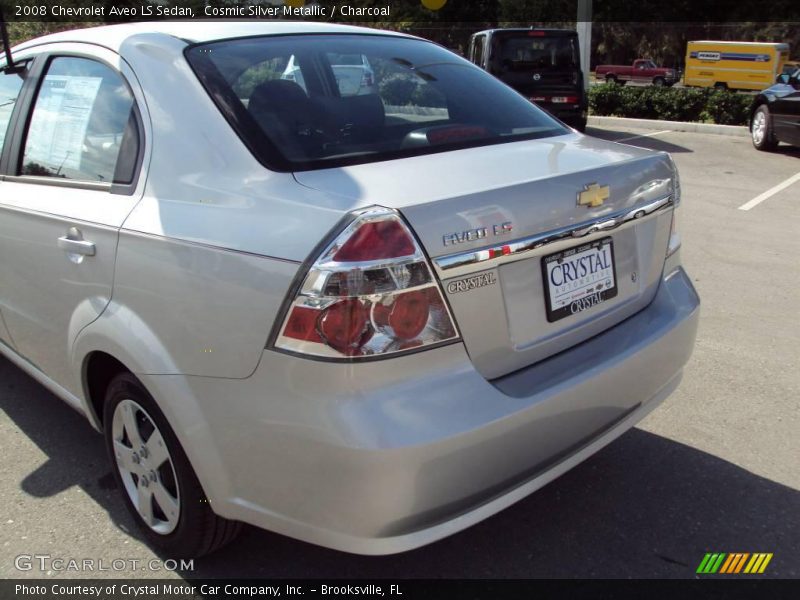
74;31;365;379
91;232;298;378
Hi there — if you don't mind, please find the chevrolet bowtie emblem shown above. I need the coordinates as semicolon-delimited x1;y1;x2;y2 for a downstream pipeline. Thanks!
577;183;610;208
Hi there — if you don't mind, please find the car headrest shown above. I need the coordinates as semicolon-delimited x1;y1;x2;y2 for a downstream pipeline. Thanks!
311;94;385;141
248;80;311;117
247;80;324;157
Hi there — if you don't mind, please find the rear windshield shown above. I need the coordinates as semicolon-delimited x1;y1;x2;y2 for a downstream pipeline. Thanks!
492;33;578;70
185;34;568;172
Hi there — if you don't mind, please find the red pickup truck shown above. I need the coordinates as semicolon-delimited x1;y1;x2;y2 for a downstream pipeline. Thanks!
596;59;678;86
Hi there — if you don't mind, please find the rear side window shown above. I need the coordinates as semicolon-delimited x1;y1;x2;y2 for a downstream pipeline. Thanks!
0;69;25;153
21;57;139;184
186;34;567;172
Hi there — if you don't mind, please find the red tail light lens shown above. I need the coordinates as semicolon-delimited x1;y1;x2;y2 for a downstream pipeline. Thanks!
333;220;415;261
372;289;430;340
282;306;324;343
318;299;371;355
275;208;459;359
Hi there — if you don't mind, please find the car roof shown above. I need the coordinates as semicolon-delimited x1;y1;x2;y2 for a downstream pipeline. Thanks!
13;21;411;54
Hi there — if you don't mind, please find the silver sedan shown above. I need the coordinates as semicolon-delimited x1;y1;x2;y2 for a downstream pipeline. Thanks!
0;22;698;557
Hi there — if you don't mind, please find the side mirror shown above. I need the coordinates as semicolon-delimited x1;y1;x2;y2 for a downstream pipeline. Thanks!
776;73;790;84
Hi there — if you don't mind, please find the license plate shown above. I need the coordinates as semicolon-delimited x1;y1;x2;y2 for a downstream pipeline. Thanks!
541;237;618;322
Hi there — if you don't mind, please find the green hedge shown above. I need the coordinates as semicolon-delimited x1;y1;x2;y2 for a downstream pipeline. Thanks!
588;84;753;126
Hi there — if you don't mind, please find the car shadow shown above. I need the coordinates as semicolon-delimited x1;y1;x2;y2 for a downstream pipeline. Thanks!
2;355;797;579
774;144;800;158
585;127;694;154
0;355;146;544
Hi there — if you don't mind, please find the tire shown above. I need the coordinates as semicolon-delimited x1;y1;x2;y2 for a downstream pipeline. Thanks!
103;373;241;557
750;105;778;151
653;77;666;87
605;74;618;84
574;117;588;133
713;82;728;91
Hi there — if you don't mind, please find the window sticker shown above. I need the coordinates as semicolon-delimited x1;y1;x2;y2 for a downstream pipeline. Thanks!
25;75;102;174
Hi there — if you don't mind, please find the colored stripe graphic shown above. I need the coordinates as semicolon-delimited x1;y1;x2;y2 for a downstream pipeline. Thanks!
696;553;713;573
699;552;773;574
720;553;750;573
711;554;726;573
744;553;774;574
734;553;750;573
697;553;726;574
719;554;736;573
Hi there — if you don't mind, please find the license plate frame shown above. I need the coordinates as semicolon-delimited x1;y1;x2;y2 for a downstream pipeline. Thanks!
541;237;618;323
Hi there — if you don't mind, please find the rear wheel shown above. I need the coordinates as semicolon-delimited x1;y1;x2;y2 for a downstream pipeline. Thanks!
605;74;618;84
751;105;778;151
713;82;728;91
652;76;666;87
104;373;241;557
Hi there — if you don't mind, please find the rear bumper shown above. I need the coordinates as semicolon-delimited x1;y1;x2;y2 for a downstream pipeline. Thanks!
142;266;699;555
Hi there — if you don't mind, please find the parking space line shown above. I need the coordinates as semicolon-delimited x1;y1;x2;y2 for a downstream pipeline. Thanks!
615;130;672;143
738;171;800;211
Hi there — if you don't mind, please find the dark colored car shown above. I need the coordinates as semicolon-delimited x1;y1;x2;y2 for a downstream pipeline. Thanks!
750;68;800;151
468;28;587;131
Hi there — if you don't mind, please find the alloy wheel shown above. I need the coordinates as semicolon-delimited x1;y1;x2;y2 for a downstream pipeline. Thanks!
752;111;766;145
111;399;180;534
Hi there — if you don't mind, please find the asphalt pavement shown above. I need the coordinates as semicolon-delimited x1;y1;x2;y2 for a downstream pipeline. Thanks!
1;124;798;579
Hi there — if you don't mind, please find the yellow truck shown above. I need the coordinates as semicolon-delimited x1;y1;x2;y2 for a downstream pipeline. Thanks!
685;41;790;91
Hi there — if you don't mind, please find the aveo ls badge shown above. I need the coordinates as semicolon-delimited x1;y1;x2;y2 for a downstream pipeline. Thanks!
443;221;513;246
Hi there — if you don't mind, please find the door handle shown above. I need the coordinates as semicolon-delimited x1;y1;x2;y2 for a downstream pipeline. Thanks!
58;227;96;257
58;237;96;256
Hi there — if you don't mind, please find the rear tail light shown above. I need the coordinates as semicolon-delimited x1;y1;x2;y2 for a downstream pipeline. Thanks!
273;207;459;359
362;72;374;87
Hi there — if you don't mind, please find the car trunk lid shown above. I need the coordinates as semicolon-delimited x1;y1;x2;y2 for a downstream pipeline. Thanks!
293;133;676;379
